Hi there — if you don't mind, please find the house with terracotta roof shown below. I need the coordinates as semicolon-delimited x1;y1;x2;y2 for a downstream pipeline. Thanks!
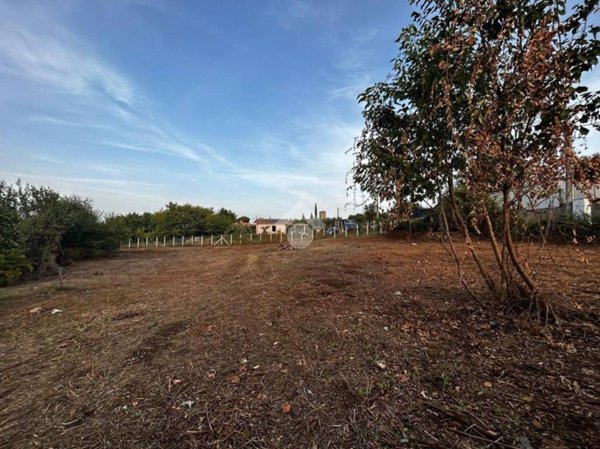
254;218;290;234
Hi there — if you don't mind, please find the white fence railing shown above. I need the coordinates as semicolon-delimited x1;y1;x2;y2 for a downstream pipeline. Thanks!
121;224;386;249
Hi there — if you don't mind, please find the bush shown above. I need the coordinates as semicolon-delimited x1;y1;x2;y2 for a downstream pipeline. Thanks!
525;214;600;244
0;248;31;286
0;180;121;283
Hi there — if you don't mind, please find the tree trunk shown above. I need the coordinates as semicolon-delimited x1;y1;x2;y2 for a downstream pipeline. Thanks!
448;181;497;294
502;188;537;297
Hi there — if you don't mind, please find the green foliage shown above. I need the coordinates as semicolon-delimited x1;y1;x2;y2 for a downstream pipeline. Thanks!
0;248;31;286
153;202;214;237
204;208;237;235
106;204;238;238
0;180;120;284
0;181;31;285
105;212;156;238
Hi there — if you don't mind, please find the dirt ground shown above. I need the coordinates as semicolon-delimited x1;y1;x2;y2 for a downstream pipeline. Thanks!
1;236;599;449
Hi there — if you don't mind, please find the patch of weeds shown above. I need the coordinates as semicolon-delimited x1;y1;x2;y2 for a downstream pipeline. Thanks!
376;373;397;393
412;366;421;379
45;284;72;295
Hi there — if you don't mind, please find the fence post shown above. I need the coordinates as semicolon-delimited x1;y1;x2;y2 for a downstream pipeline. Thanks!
270;233;272;242
239;233;242;244
137;238;140;248
155;237;158;248
201;235;203;246
145;237;148;248
230;234;233;245
366;224;369;236
211;235;213;245
334;227;336;238
128;238;131;248
356;226;359;237
380;224;383;235
182;235;184;246
260;233;262;242
345;228;348;237
280;232;283;243
172;236;175;246
250;234;253;243
163;236;166;247
191;235;194;246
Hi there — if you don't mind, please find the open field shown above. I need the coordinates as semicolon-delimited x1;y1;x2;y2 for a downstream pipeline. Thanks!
1;237;599;449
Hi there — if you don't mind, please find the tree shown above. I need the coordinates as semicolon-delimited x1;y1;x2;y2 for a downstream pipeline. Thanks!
0;181;121;283
153;202;213;237
352;0;600;316
0;181;30;285
204;208;237;235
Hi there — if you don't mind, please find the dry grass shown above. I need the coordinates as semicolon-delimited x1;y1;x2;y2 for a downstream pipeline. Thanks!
0;237;599;448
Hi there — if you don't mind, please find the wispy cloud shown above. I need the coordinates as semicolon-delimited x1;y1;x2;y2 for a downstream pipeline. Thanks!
328;73;372;101
83;163;123;177
28;114;113;130
0;21;226;165
326;28;381;104
0;23;134;105
31;154;60;163
0;171;162;190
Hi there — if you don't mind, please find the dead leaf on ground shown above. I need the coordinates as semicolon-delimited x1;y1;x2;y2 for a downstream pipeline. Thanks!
227;374;241;384
282;403;291;414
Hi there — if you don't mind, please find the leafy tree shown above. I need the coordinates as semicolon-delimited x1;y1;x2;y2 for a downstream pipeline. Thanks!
115;212;157;238
58;197;121;260
0;181;121;283
352;0;600;316
153;202;213;237
0;182;30;285
205;208;237;234
574;152;600;184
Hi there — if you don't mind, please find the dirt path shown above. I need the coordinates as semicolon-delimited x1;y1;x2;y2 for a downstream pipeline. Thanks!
1;238;599;448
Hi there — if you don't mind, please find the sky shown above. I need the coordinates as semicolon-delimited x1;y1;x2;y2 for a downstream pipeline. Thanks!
0;1;598;220
0;0;412;219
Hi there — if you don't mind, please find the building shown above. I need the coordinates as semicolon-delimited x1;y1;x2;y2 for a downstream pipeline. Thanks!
254;218;291;234
526;181;600;218
318;211;327;220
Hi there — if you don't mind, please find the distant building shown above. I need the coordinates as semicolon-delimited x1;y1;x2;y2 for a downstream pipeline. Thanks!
527;181;600;218
254;218;291;234
318;211;326;220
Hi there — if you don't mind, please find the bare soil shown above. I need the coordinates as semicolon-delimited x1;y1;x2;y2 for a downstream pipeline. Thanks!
1;237;599;448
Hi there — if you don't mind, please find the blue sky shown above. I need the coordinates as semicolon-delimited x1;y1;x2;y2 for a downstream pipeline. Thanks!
0;0;411;219
0;1;598;219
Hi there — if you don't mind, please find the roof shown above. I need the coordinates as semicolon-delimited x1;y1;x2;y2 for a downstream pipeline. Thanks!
254;218;291;225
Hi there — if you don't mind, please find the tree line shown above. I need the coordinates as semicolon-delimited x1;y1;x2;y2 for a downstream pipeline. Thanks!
0;181;246;285
106;202;245;239
0;181;122;285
